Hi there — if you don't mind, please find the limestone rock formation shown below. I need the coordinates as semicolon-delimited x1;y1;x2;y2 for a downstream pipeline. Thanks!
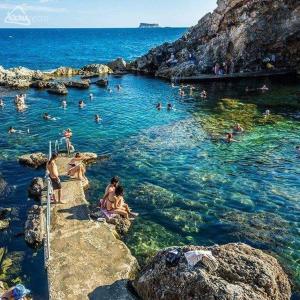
133;243;291;300
47;82;68;95
24;205;45;247
18;152;48;169
30;80;52;89
28;177;44;200
0;176;13;199
96;79;108;87
81;64;112;74
0;208;11;231
64;80;90;89
130;0;300;79
107;57;127;73
50;66;80;77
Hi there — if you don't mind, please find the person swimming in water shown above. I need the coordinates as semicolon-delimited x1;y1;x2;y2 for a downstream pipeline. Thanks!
89;93;94;100
200;90;207;99
95;114;101;122
167;103;173;111
179;89;185;97
263;109;271;117
116;84;121;91
258;84;269;91
0;99;4;108
233;123;244;133
61;100;67;108
225;133;238;143
189;86;195;95
43;113;52;120
156;102;162;110
107;88;112;93
8;126;16;134
79;100;85;108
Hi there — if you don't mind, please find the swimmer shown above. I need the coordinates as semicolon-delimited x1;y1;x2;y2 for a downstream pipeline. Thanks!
171;83;175;88
116;84;121;91
89;93;94;100
79;100;85;108
258;84;269;91
107;88;112;93
61;100;67;108
43;113;52;120
225;133;238;143
233;123;244;133
189;86;195;95
296;146;300;153
179;89;185;97
264;109;271;117
200;90;207;98
8;126;16;134
95;114;102;122
156;102;162;110
0;99;4;107
167;103;173;111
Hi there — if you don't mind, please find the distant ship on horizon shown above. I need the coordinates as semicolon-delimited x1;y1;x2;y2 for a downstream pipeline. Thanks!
139;23;160;28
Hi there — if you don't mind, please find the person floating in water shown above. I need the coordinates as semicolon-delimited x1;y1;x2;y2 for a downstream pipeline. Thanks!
43;112;52;120
61;100;67;108
233;123;244;133
167;103;173;111
8;126;16;134
179;89;185;97
95;114;101;122
107;87;112;93
79;100;85;108
156;102;162;110
200;90;207;99
225;133;238;143
89;93;94;100
258;84;269;91
263;109;271;118
116;84;122;91
0;99;4;108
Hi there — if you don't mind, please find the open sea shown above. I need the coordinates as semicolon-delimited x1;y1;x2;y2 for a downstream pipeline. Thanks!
0;28;299;299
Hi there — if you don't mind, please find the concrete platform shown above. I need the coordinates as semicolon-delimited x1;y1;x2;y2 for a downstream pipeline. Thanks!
47;156;138;300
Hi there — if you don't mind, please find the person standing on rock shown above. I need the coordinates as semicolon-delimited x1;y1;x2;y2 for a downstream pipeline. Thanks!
47;153;62;204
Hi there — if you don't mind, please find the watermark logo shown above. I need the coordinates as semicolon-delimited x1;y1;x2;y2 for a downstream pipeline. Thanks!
4;6;31;26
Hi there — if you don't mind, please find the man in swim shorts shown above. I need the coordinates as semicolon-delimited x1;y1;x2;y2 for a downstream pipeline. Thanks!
47;153;62;204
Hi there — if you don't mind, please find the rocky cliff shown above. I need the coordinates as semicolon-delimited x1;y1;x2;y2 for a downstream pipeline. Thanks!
130;0;300;79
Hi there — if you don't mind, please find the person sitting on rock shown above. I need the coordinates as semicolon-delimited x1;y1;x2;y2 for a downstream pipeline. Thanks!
113;185;138;219
1;283;30;300
100;176;120;209
67;152;88;183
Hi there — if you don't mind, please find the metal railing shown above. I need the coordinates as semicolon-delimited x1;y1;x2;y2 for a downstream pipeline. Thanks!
44;141;53;268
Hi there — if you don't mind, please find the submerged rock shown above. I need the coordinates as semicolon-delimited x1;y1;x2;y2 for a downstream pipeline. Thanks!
130;0;299;79
30;80;52;89
133;243;291;300
0;176;13;199
47;82;68;95
24;205;45;247
28;177;44;200
18;152;48;169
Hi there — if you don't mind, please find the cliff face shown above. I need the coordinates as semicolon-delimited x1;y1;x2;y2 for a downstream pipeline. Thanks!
130;0;300;79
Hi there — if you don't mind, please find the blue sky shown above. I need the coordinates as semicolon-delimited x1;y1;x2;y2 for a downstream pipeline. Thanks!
0;0;217;28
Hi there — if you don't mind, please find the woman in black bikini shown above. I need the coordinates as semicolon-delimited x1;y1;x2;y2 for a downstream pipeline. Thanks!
67;153;87;181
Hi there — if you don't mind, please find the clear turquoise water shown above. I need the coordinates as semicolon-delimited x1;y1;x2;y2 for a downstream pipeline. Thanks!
0;29;299;298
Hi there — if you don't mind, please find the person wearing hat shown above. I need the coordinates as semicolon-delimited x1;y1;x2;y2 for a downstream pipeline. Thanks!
1;284;30;300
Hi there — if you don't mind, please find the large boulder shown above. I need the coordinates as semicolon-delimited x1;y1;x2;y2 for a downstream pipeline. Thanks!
130;0;300;78
30;80;52;89
95;79;108;87
81;64;112;74
107;57;127;72
64;80;90;89
28;177;44;200
18;152;48;169
24;205;45;247
47;82;68;95
0;208;11;231
133;243;291;300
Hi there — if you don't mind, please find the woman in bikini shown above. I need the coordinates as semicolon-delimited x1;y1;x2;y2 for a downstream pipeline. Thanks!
113;186;138;219
100;176;119;209
67;152;87;182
